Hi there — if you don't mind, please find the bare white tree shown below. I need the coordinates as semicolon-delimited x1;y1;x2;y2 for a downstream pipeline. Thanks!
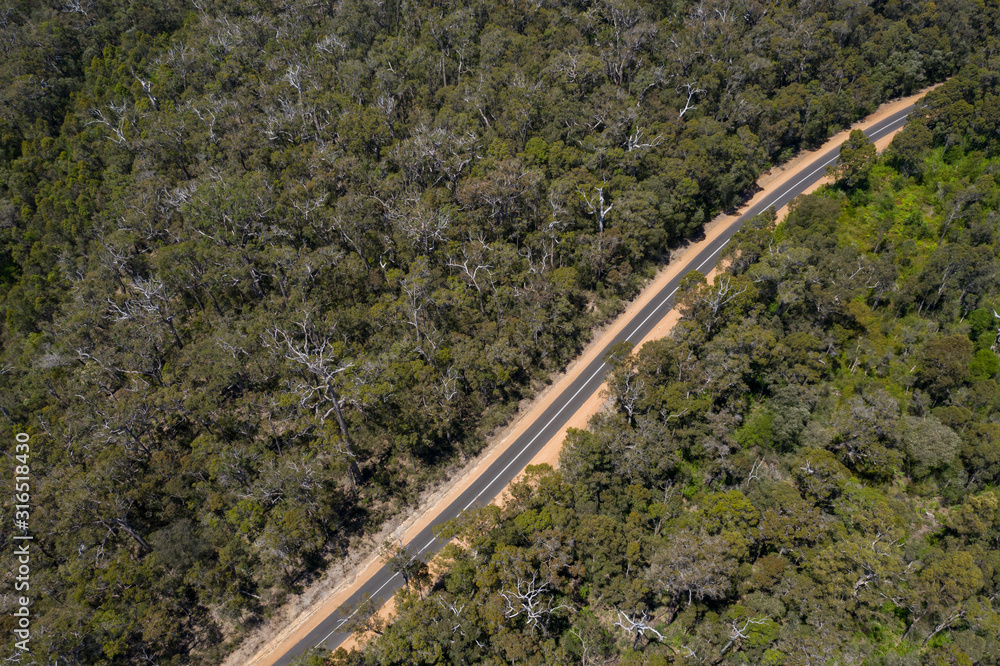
578;183;613;234
393;123;478;187
63;0;94;17
992;309;1000;352
613;608;665;649
703;275;749;332
447;234;493;313
283;64;303;99
398;259;434;347
626;126;664;152
391;200;451;254
315;33;348;56
744;456;763;486
438;366;460;403
161;42;196;89
500;570;573;634
131;68;159;110
677;82;705;118
87;101;136;147
717;616;769;659
608;360;645;425
590;0;657;87
262;322;361;486
106;276;184;349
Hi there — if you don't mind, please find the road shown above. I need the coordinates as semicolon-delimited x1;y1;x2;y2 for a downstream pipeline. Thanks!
272;101;919;665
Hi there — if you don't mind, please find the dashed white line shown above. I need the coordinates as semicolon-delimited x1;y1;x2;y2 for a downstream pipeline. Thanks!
317;572;401;645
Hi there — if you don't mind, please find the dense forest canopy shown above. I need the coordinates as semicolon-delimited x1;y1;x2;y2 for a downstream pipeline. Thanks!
313;65;1000;665
0;0;998;662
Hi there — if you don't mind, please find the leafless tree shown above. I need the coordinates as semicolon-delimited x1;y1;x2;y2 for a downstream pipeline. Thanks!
590;0;657;87
131;67;158;110
612;365;645;424
677;82;705;118
106;276;185;349
447;234;494;313
744;456;763;486
315;33;347;56
990;309;1000;352
703;275;749;332
539;185;574;269
716;616;769;662
62;0;94;17
87;101;136;147
391;200;451;254
500;570;573;634
626;126;664;152
160;42;196;89
614;608;665;649
398;258;435;348
394;123;479;188
262;321;361;486
578;183;613;234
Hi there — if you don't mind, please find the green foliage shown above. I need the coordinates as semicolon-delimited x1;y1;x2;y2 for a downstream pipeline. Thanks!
971;349;1000;381
903;415;961;478
335;73;1000;666
832;129;878;191
0;0;999;663
918;335;975;401
887;120;934;180
736;409;774;450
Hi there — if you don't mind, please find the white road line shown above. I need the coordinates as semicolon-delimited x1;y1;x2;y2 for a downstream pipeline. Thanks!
412;111;912;578
763;113;908;213
765;153;839;212
317;535;439;645
621;114;909;343
319;359;616;643
625;286;679;341
623;231;733;343
329;362;611;649
311;109;911;652
621;121;843;340
317;572;401;645
460;360;608;511
870;114;909;136
695;239;730;273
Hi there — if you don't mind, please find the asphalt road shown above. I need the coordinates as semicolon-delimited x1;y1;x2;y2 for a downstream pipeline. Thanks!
273;101;919;665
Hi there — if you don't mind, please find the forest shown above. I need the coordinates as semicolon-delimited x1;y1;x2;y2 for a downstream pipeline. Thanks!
0;0;997;663
307;67;1000;664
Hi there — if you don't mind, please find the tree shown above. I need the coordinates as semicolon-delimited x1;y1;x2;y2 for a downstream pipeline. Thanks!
830;129;876;190
491;546;573;636
263;320;362;487
3;0;998;662
380;536;430;593
887;119;933;179
829;388;903;479
917;335;974;402
613;608;665;649
646;529;737;618
578;182;614;234
902;415;961;478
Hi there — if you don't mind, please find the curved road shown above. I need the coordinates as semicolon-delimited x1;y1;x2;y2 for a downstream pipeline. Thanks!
274;101;920;665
